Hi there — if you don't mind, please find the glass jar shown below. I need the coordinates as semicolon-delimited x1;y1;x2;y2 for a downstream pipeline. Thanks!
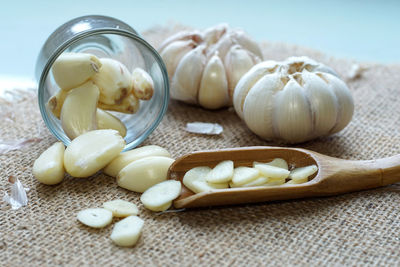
35;15;169;151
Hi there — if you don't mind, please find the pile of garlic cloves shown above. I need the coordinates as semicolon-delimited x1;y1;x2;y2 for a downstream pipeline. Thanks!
48;52;154;140
158;24;263;109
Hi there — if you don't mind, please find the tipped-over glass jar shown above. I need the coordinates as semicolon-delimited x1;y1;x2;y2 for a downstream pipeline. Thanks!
35;15;169;151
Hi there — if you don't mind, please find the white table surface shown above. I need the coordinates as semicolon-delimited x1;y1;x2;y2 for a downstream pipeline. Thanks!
0;0;399;91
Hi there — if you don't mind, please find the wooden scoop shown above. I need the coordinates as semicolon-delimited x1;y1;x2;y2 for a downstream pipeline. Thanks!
167;146;400;208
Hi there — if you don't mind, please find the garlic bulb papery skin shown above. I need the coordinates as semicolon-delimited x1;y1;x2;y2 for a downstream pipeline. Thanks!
158;24;263;109
233;56;354;144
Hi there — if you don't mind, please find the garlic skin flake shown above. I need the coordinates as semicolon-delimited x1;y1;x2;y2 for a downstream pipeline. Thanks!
159;24;262;109
233;56;354;144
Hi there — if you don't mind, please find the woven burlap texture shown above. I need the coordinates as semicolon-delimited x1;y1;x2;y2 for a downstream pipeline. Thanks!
1;25;399;266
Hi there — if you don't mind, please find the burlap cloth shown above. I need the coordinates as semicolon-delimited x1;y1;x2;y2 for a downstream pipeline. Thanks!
1;25;399;266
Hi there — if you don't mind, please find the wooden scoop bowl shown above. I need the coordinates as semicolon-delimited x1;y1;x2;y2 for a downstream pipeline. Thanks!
167;146;400;209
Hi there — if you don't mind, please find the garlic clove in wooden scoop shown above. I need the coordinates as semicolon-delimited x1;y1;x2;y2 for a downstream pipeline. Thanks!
234;56;354;144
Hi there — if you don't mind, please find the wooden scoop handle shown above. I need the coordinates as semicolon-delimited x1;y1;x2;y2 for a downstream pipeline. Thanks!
313;153;400;196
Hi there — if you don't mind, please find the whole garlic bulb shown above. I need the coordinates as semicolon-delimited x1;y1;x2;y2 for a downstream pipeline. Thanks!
233;56;354;143
158;24;263;109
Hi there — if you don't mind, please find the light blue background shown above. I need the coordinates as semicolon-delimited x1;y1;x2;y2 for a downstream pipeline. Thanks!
0;0;399;88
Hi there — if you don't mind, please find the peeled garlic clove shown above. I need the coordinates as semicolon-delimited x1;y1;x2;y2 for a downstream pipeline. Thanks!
33;142;65;185
92;58;132;106
131;68;154;100
224;45;255;98
232;30;263;60
104;145;171;178
160;40;197;78
170;45;207;104
231;166;259;186
191;180;229;193
77;208;113;228
205;160;234;183
229;176;269;188
233;61;280;119
198;53;229;109
110;216;144;247
117;156;175;193
158;31;203;53
52;52;102;90
140;180;182;212
98;93;139;114
103;199;139;217
253;163;290;179
96;109;127;137
289;165;318;181
64;129;125;178
60;81;99;140
47;89;68;119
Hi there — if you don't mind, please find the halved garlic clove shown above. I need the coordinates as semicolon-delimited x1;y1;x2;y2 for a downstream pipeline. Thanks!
160;40;197;78
92;58;133;106
64;129;125;178
170;45;207;104
60;81;99;140
140;180;182;212
191;180;229;192
261;158;289;170
77;208;113;228
104;145;171;178
110;216;144;247
224;45;255;98
182;166;211;193
198;53;229;109
229;176;269;188
117;156;175;193
103;199;139;217
253;163;290;179
132;68;154;100
264;178;286;186
231;166;259;186
205;160;234;183
96;109;127;137
289;165;318;181
52;52;102;90
98;93;139;114
286;178;308;184
47;89;68;119
32;142;65;185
